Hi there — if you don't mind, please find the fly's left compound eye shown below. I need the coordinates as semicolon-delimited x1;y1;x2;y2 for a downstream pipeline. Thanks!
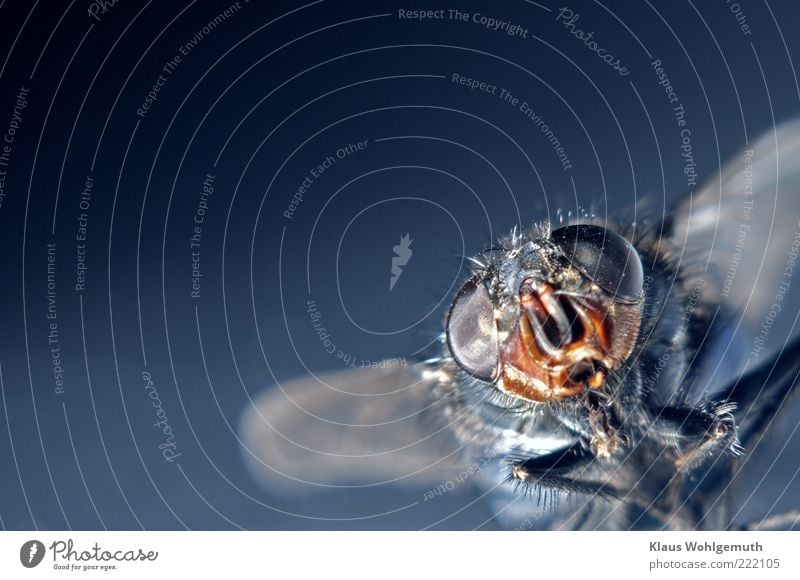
550;224;644;303
446;276;500;382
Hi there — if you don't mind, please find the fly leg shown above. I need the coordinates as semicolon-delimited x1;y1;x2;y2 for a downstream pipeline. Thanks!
717;332;800;447
507;442;619;498
583;392;626;459
650;403;741;472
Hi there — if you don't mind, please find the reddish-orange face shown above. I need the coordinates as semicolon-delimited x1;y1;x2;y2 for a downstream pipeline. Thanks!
446;224;644;404
499;279;641;403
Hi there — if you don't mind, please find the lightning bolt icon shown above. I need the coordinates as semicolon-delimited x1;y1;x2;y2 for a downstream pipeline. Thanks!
389;233;413;291
28;542;38;564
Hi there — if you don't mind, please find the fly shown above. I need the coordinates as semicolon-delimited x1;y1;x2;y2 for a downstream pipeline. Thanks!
241;120;800;530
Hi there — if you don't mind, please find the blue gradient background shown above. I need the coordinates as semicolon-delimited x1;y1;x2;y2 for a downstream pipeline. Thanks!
1;0;800;529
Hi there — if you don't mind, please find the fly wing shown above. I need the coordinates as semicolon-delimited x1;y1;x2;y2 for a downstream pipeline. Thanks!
670;119;800;344
668;121;800;527
668;119;800;393
239;362;466;497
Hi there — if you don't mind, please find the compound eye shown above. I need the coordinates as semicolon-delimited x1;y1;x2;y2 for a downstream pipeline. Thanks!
550;224;644;303
446;276;500;382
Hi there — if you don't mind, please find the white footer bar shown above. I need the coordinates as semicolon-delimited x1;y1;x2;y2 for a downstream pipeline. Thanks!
1;531;798;578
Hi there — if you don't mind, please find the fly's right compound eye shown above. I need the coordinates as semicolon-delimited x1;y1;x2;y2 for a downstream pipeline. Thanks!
550;224;644;304
446;276;500;382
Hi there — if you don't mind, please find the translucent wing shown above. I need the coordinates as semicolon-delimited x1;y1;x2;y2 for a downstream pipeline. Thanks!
670;119;800;359
239;362;466;497
669;120;800;528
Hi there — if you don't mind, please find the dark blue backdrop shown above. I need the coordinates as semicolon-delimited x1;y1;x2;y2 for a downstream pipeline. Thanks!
1;0;799;529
